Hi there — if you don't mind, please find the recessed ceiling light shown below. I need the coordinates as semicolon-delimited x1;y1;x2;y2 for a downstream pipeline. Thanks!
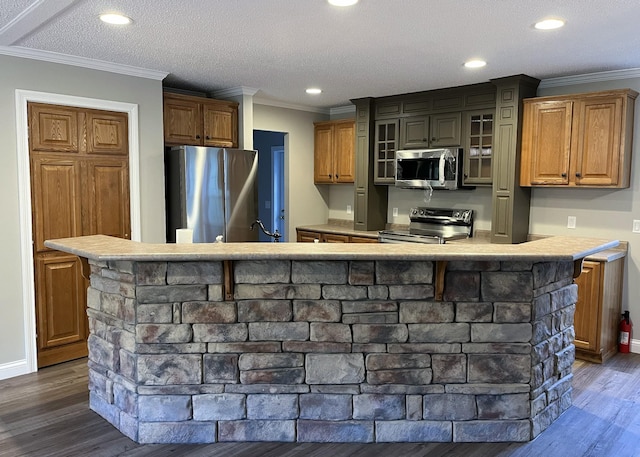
328;0;358;6
464;59;487;69
99;13;132;25
534;18;565;30
306;88;322;95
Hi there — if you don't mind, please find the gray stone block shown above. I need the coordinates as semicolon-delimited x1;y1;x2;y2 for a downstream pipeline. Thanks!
399;302;455;323
388;343;461;354
138;421;216;444
423;393;476;420
282;342;351;353
293;300;341;322
376;261;433;284
237;300;292;322
138;395;191;421
137;304;173;323
470;323;532;343
91;276;135;298
444;271;480;301
193;323;248;342
137;285;207;304
182;302;237;323
468;354;531;383
113;383;137;417
389;285;435;300
481;272;533;302
353;394;404;420
238;353;304;370
551;284;578;311
349;261;374;285
299;394;352;420
209;342;281;353
342;301;397;314
453;420;530;442
367;369;432;385
89;391;120;427
235;284;321;300
297;420;374;443
101;292;125;319
87;287;101;310
118;411;138;442
493;302;531;323
240;368;305;384
226;384;309;394
555;344;575;372
135;343;207;354
408;323;470;343
366;353;431;370
218;420;295;442
477;393;530;420
533;262;557;288
352;343;387;353
310;385;359;394
248;322;309;341
456;302;493;322
306;353;365;384
432;354;467;383
203;354;238;383
135;324;192;344
367;285;389;299
352;324;408;343
323;285;367;300
406;395;423;420
342;312;398;324
135;262;167;285
292;261;348;284
247;394;298;419
137;354;202;385
310;323;352;342
462;343;531;354
167;261;222;285
448;260;501;271
193;393;245;420
234;260;290;284
376;420;452;442
88;334;117;371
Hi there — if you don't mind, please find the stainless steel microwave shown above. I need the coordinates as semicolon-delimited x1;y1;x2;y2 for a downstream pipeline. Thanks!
395;148;463;190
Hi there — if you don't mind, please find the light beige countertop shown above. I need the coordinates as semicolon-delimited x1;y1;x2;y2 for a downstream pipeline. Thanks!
45;234;619;263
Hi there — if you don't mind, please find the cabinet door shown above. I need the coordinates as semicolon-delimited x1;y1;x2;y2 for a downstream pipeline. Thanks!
400;116;430;149
297;230;321;242
463;111;494;185
521;100;573;185
323;233;350;243
203;102;237;147
314;123;334;183
334;120;355;183
29;103;79;153
374;120;399;184
86;110;128;155
572;95;623;186
163;96;202;145
430;112;461;147
350;236;378;243
574;261;602;353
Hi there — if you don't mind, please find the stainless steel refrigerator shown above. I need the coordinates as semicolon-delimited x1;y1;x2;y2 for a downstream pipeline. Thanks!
165;146;258;242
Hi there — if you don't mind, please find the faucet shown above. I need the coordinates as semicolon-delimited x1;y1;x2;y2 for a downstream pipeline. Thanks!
250;219;281;242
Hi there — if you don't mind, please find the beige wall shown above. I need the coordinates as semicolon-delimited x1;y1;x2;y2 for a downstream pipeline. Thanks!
0;54;165;371
253;104;329;240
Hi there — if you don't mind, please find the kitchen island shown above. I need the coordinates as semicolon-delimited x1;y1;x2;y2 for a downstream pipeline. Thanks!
45;235;617;444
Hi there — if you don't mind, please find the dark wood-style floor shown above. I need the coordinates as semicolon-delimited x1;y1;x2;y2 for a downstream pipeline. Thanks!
1;353;639;457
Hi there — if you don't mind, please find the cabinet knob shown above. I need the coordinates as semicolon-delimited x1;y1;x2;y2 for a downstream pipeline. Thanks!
328;174;332;179
336;174;339;179
206;136;210;140
575;172;582;178
431;137;436;141
561;173;567;177
195;135;201;139
422;138;428;142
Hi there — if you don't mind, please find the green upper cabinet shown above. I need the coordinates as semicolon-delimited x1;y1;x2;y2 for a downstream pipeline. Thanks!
399;112;461;150
374;119;399;184
463;110;494;186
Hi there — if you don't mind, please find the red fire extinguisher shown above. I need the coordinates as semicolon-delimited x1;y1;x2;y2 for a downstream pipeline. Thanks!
619;311;632;353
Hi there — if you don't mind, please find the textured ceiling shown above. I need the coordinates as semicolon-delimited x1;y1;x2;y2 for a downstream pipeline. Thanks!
1;0;640;110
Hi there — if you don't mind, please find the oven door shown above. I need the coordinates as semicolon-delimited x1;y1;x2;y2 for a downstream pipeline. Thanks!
378;230;444;244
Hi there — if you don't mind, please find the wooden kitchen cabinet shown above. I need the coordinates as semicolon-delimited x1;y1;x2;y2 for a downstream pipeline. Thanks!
296;228;378;243
374;119;399;184
163;92;238;147
463;110;494;186
520;89;637;188
314;119;355;184
574;257;624;363
399;112;461;150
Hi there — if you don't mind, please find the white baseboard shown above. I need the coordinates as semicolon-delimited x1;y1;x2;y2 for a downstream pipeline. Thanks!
0;359;31;380
631;338;640;355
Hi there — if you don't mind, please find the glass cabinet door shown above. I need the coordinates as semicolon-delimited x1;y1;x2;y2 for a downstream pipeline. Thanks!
464;111;494;185
374;119;399;184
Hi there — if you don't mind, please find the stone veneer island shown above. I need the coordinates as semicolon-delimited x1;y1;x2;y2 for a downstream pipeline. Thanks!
45;235;618;444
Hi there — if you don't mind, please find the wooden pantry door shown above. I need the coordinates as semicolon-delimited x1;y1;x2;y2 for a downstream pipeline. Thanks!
28;102;130;368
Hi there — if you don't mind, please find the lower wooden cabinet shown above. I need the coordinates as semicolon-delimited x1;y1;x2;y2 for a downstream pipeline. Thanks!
574;257;624;363
296;228;378;243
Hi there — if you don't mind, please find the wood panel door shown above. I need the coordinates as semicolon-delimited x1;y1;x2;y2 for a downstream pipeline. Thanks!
314;123;334;183
203;102;237;147
574;261;602;353
29;102;129;368
334;120;355;183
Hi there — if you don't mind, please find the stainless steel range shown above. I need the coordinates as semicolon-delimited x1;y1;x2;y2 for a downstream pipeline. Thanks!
378;207;473;244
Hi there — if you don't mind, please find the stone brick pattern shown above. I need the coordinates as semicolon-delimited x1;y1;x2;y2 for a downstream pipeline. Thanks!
86;258;577;444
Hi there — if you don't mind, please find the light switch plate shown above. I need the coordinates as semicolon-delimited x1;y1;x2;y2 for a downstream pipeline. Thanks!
346;205;352;214
393;207;399;217
633;219;640;233
567;216;576;229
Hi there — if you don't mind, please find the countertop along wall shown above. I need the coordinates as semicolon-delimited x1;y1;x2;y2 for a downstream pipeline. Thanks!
0;53;166;375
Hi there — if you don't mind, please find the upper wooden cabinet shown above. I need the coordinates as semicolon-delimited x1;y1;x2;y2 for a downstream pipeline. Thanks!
314;119;355;184
163;92;238;148
520;89;638;188
399;112;462;149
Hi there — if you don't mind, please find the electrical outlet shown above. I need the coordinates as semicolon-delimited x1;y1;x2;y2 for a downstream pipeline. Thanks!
393;207;399;217
567;216;576;229
346;205;352;214
633;219;640;233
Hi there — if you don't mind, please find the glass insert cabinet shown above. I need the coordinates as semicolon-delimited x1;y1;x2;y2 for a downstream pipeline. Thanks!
464;110;494;185
374;119;399;184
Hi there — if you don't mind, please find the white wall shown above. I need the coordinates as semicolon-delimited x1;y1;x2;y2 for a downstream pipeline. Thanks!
0;54;165;375
253;104;329;240
532;75;640;330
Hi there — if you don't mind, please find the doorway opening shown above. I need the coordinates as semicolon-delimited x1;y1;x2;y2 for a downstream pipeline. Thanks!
253;130;286;241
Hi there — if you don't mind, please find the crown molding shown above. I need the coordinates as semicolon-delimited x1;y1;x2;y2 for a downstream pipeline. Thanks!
253;96;329;114
539;67;640;88
214;86;259;98
0;46;168;80
330;104;355;116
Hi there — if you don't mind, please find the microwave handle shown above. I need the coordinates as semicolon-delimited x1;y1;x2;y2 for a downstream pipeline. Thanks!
439;154;445;185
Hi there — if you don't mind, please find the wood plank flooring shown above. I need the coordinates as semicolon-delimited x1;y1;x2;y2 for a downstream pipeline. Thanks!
1;354;639;457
